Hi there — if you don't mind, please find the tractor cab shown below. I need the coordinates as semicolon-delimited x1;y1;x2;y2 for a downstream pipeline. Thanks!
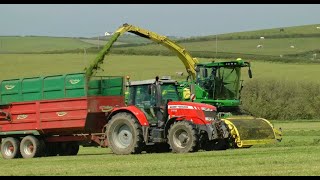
126;76;180;126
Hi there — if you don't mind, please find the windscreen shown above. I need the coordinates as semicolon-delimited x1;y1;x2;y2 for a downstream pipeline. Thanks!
161;83;180;103
197;66;241;100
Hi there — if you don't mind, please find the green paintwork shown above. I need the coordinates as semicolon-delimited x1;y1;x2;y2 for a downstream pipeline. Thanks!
0;73;124;105
179;59;251;110
0;130;40;136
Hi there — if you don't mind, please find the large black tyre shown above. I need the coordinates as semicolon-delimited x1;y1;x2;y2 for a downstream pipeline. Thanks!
45;142;59;157
59;142;80;156
168;121;199;153
1;137;21;159
106;112;144;155
38;139;47;157
20;135;42;158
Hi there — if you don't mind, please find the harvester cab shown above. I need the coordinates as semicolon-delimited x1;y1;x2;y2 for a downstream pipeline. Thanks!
187;58;252;116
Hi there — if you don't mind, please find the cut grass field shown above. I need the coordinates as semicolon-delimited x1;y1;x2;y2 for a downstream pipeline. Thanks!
1;121;320;176
1;54;320;84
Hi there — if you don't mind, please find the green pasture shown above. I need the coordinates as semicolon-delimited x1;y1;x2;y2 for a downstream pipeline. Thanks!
2;24;320;176
0;121;320;176
1;54;320;83
79;39;126;46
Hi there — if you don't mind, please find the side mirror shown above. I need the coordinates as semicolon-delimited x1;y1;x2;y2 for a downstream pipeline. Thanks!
195;66;200;72
248;68;253;79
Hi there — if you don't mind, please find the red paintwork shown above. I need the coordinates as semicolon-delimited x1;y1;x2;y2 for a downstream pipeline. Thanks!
167;101;216;125
0;96;125;135
111;105;149;126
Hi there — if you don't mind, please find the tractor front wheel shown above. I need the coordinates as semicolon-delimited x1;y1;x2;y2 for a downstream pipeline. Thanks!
168;121;199;153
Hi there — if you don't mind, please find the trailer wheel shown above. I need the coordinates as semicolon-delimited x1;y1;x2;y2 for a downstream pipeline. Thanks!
106;112;144;155
20;136;42;158
59;142;79;156
45;143;59;157
69;142;80;155
1;137;21;159
168;121;199;153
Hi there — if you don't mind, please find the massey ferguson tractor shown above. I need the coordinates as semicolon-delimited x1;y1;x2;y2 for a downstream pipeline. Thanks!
117;76;230;154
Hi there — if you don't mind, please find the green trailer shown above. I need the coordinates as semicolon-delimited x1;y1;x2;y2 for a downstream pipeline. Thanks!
0;73;124;105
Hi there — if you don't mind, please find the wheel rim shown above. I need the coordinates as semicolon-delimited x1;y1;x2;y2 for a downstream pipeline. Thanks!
22;140;34;156
173;129;190;148
112;123;133;149
3;141;14;157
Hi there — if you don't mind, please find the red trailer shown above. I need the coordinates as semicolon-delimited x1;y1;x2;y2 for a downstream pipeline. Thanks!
0;73;126;159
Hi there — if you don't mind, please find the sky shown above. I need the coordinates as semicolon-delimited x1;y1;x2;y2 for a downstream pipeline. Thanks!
0;4;319;38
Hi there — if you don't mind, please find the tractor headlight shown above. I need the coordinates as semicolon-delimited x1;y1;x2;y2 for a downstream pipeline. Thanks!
205;117;216;121
201;107;214;111
201;107;217;122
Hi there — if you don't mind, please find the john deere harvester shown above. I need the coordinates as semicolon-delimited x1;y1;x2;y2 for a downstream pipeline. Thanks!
85;23;282;149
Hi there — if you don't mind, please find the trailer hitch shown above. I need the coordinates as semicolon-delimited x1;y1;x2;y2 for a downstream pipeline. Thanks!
0;110;11;121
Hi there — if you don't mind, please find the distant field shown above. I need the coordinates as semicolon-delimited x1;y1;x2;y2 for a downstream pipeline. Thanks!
1;54;320;84
79;39;126;46
108;24;320;62
115;37;320;57
1;24;320;63
202;23;320;40
0;36;95;53
1;120;320;175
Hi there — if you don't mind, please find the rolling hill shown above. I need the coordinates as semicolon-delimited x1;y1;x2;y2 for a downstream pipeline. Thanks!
1;24;319;63
0;36;96;53
111;24;320;63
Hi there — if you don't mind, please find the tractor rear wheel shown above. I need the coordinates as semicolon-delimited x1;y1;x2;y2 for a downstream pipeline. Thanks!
1;137;21;159
106;112;144;155
168;121;199;153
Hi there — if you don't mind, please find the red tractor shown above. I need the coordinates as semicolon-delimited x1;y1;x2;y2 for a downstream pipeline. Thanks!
106;76;230;154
